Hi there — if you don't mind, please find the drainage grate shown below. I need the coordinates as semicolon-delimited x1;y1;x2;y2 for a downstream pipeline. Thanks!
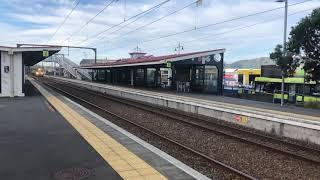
54;167;92;180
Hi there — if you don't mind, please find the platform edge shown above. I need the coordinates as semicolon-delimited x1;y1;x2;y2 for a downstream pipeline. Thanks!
62;94;210;180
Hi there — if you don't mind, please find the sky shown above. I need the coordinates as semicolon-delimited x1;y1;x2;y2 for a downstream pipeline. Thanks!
0;0;319;64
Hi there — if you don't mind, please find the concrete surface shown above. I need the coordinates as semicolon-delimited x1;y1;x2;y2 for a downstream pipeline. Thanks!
30;77;208;180
0;87;121;180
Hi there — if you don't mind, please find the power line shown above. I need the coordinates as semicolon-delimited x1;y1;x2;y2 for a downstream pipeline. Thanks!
78;0;171;45
105;0;313;51
61;0;117;44
95;1;166;43
47;0;81;43
146;7;317;53
102;0;198;44
141;0;312;44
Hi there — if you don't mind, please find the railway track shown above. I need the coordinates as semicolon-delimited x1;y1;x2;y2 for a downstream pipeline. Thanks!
37;78;257;180
40;77;320;165
36;77;320;179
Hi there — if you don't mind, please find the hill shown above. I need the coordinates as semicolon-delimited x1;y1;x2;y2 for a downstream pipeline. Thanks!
226;57;274;69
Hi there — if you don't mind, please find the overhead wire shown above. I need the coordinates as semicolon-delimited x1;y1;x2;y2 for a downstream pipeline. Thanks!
47;0;81;43
100;0;198;44
140;0;313;44
95;1;168;43
77;0;171;45
61;0;117;44
103;0;313;51
145;7;318;53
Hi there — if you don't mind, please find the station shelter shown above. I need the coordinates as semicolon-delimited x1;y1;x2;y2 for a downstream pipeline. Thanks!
80;49;225;95
0;45;61;97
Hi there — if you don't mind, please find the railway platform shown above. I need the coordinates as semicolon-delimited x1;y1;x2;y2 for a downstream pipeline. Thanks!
14;79;207;180
0;83;120;180
46;76;320;145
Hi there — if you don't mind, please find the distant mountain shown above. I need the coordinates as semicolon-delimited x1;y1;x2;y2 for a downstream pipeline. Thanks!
226;57;275;69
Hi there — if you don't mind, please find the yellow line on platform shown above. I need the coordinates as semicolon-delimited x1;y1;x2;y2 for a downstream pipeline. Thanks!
35;82;167;180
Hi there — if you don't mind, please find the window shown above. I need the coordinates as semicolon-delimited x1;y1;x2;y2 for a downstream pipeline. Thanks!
136;69;144;82
97;69;105;81
147;68;156;85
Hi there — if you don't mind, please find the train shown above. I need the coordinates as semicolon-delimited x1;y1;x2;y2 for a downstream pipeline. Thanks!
32;68;45;77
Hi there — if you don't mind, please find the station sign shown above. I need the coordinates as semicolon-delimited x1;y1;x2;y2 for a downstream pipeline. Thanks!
166;61;172;68
4;66;9;73
43;50;49;57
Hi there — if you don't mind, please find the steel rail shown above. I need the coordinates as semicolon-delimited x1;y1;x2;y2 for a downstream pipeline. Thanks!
38;79;258;180
43;77;320;165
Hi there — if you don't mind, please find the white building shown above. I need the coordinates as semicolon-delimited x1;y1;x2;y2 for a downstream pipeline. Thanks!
0;45;60;97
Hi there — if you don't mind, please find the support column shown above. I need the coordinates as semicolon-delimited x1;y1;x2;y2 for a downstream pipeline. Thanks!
218;53;224;95
53;62;56;77
155;67;160;87
9;53;14;97
170;66;174;89
130;69;134;86
133;68;137;86
202;65;205;92
104;68;107;83
144;68;147;86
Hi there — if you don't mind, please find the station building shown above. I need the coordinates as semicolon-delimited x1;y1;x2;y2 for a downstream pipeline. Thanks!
0;45;60;97
80;49;225;94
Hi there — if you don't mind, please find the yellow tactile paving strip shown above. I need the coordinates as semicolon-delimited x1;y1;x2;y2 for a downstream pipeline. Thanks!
42;92;167;180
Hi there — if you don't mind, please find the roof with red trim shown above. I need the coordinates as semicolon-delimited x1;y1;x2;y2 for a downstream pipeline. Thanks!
80;49;225;68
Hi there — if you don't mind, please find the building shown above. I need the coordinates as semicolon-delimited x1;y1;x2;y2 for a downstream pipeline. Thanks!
255;65;320;103
235;69;261;86
80;49;225;94
0;45;60;97
260;65;281;78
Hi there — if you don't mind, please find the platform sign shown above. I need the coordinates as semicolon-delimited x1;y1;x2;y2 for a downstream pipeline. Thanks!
166;61;171;68
43;50;49;57
4;66;9;73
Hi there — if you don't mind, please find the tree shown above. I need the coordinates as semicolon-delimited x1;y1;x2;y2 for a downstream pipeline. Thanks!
269;44;300;78
287;8;320;83
269;44;299;106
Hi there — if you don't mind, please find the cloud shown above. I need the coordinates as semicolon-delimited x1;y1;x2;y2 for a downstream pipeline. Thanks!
0;0;319;63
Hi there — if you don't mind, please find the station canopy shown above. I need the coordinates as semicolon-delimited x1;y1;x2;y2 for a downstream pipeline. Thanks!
80;49;225;69
0;45;61;66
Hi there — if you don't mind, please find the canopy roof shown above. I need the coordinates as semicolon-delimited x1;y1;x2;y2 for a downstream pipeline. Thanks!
80;49;225;69
0;46;61;66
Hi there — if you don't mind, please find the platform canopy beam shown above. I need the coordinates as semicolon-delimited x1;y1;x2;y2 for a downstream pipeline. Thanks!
17;43;97;64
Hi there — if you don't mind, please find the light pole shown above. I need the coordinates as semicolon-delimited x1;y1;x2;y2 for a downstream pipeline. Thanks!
175;42;184;54
276;0;288;106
